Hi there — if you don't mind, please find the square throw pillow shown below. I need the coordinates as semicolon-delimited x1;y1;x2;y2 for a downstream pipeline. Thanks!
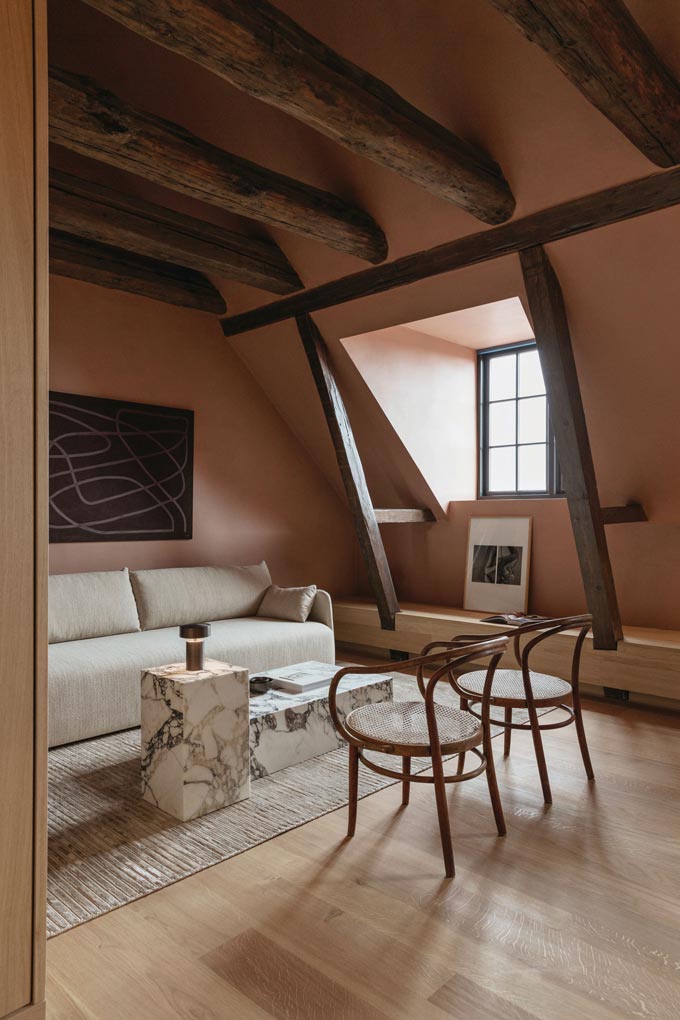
257;584;317;623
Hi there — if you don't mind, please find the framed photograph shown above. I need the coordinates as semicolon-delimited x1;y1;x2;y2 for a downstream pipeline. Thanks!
464;516;532;614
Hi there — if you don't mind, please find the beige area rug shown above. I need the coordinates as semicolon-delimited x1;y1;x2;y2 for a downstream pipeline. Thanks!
47;675;534;937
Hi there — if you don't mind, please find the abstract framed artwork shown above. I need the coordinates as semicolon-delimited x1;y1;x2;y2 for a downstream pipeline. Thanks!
463;516;532;614
49;392;194;543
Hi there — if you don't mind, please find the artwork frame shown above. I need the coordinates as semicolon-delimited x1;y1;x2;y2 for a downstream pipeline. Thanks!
49;391;194;543
463;516;532;614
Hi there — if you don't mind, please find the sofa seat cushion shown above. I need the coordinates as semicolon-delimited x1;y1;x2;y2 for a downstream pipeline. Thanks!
129;563;272;630
48;568;140;644
48;616;335;747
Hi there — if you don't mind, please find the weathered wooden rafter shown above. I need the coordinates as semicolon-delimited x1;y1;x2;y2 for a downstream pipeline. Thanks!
487;0;680;167
296;314;399;630
49;66;387;264
80;0;515;225
50;230;227;313
50;169;303;295
601;503;648;526
220;164;680;338
520;244;621;649
374;509;435;524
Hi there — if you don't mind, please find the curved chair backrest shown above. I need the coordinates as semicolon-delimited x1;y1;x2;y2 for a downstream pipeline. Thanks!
431;615;593;692
328;637;509;751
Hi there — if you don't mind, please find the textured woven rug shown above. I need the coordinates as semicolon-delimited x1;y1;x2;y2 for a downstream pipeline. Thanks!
47;674;533;936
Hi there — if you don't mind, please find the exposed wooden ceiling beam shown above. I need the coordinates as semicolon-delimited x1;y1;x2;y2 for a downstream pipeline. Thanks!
600;503;647;525
520;244;621;649
374;509;436;524
50;230;227;313
296;314;399;630
49;66;387;264
50;169;303;296
487;0;680;167
220;165;680;338
80;0;515;226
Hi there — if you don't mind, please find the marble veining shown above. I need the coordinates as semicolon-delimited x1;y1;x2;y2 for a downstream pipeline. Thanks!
249;670;393;779
141;659;250;821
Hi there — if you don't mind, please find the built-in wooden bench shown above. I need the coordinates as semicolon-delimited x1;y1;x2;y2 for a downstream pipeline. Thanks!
335;598;680;707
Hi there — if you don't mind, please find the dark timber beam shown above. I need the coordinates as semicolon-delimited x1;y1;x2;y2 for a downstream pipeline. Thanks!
50;169;303;295
296;314;399;630
374;509;436;524
487;0;680;167
49;66;388;264
220;165;680;337
81;0;515;225
601;503;648;525
50;230;227;313
520;245;621;649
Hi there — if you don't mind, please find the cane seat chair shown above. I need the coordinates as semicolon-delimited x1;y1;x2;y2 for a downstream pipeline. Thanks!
328;636;509;878
446;615;594;805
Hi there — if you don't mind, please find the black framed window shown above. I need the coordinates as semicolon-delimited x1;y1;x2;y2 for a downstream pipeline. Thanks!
478;342;562;497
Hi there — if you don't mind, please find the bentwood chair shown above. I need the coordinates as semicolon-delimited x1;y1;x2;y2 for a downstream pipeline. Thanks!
328;636;509;878
445;615;594;805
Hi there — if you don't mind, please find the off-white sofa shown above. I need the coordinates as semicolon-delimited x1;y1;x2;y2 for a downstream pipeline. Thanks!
48;563;334;747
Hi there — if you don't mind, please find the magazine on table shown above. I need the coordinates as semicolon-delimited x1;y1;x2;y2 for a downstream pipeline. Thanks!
250;661;339;695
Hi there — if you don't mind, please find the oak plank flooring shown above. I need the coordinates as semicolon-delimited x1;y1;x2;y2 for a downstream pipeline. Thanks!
46;695;680;1020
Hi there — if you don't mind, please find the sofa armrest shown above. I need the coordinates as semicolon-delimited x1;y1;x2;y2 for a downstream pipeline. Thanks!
309;589;333;632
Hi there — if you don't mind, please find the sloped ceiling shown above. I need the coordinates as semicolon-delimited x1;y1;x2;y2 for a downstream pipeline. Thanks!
49;0;680;525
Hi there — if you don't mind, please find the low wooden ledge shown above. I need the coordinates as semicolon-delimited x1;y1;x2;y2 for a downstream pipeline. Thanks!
333;597;680;702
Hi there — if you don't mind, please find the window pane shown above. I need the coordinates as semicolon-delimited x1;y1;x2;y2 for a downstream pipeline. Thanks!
489;353;516;401
488;446;516;492
518;348;545;397
518;395;546;444
489;400;516;446
518;444;547;491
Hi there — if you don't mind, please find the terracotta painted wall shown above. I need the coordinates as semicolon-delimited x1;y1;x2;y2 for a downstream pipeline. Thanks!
342;326;477;508
48;276;358;595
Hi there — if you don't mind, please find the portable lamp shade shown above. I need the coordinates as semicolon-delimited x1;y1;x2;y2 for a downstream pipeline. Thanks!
179;623;211;671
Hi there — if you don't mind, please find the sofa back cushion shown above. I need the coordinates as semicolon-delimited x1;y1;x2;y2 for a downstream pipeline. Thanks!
48;568;141;644
129;562;272;631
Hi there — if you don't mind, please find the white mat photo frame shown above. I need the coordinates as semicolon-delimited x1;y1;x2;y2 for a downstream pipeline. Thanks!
464;516;532;614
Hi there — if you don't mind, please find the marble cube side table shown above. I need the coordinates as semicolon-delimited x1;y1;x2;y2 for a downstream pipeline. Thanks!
141;659;250;821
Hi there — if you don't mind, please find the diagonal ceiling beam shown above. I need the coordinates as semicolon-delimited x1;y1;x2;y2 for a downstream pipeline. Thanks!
520;244;621;649
50;229;227;313
50;168;303;295
296;313;399;630
49;66;388;264
80;0;515;225
487;0;680;167
219;164;680;338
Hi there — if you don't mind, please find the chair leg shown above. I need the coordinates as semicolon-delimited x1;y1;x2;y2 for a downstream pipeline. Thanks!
504;707;512;756
483;728;506;836
460;696;469;712
347;744;359;837
526;699;552;805
402;755;411;806
572;689;595;781
431;750;455;878
456;751;466;775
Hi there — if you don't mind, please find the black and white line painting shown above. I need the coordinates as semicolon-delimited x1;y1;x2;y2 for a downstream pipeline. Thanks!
49;392;193;543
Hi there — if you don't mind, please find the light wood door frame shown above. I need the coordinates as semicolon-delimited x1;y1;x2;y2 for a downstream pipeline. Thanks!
0;1;48;1017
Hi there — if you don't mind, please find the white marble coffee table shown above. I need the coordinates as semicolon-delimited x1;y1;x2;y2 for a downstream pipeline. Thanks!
141;659;250;821
249;661;393;778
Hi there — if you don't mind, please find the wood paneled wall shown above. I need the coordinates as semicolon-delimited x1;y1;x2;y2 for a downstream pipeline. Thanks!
0;1;47;1017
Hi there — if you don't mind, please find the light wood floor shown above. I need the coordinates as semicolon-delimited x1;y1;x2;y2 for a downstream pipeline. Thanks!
46;697;680;1020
